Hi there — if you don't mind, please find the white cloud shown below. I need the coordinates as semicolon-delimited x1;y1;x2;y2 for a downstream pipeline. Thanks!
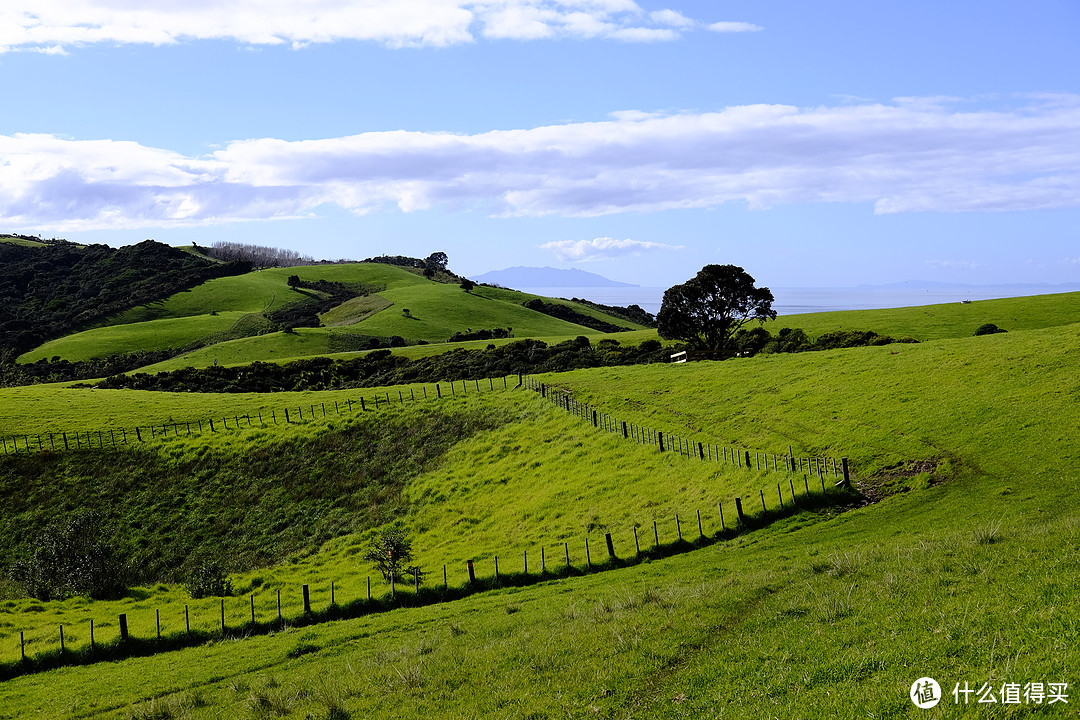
707;21;763;33
925;259;981;271
0;1;705;51
539;237;684;261
4;95;1079;231
649;9;695;28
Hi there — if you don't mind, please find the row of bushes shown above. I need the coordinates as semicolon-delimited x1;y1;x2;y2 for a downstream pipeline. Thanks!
522;298;632;333
94;325;916;394
96;337;674;393
731;327;917;357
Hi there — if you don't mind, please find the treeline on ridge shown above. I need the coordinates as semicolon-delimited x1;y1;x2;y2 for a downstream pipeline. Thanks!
523;298;633;333
202;241;319;268
570;298;657;328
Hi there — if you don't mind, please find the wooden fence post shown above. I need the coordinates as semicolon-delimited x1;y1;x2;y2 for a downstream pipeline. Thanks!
621;421;628;439
777;483;784;509
718;502;726;530
658;431;665;452
585;538;592;568
676;514;682;541
302;584;311;613
735;497;745;524
605;533;615;560
760;489;766;512
119;613;129;642
841;457;850;487
633;526;640;554
467;559;475;583
697;509;703;537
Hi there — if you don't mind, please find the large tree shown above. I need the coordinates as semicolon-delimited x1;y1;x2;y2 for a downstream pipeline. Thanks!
657;264;776;355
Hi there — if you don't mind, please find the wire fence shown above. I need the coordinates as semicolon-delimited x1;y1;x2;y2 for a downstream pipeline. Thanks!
1;371;856;677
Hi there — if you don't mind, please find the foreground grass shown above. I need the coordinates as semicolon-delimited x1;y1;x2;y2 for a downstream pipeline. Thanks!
1;320;1079;716
0;501;1074;718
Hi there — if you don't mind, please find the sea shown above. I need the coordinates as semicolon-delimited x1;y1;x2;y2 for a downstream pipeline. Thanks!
514;283;1080;317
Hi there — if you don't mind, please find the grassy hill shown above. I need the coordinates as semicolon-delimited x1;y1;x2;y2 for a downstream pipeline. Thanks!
0;296;1078;716
0;235;47;248
772;289;1080;341
0;239;248;361
16;264;651;367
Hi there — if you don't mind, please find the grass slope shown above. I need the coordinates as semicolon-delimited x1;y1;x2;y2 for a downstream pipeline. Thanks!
773;289;1080;341
0;316;1078;717
18;313;247;363
0;236;46;248
17;264;648;367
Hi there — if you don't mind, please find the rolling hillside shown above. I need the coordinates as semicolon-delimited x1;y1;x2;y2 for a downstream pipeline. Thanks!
0;295;1078;717
16;262;652;367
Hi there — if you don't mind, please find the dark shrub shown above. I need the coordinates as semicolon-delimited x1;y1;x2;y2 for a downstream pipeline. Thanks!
185;559;232;599
974;323;1007;336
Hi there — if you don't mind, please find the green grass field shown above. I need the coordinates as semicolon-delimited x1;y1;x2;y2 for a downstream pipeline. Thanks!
772;289;1080;341
0;236;47;248
0;295;1078;717
16;263;651;367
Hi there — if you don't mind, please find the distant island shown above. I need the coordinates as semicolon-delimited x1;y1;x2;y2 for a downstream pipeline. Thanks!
472;266;638;288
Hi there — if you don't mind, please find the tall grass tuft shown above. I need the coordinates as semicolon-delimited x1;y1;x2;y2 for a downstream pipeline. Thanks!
972;520;1002;545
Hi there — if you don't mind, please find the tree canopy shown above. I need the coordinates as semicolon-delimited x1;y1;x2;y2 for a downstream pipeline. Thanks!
657;264;776;355
424;251;449;272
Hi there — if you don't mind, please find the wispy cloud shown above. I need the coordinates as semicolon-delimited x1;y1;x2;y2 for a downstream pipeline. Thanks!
707;21;763;33
0;1;715;52
925;259;981;271
539;237;683;261
3;96;1079;231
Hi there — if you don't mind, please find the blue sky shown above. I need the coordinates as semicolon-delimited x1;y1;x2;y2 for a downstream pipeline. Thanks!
1;0;1078;289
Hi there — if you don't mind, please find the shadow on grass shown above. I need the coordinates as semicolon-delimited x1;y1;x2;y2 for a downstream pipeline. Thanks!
0;484;861;681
